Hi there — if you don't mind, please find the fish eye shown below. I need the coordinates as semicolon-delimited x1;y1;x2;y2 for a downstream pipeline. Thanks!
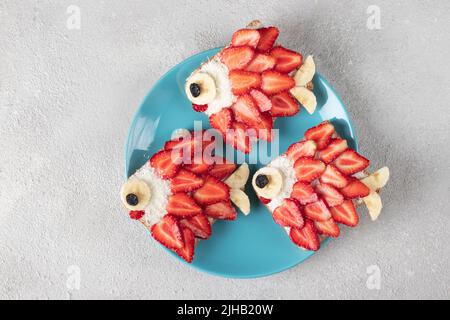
120;179;151;211
185;72;216;105
252;167;283;199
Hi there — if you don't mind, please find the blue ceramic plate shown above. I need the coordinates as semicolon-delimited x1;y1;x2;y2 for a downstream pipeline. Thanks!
124;48;357;278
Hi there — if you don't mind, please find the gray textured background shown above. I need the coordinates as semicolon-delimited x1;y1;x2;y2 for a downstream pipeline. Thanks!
1;0;449;300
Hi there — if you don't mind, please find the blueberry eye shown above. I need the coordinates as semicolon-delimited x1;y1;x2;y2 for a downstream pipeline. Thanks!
255;174;269;188
190;83;201;98
126;193;139;206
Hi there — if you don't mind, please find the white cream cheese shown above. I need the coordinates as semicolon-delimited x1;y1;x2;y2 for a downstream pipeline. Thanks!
200;59;235;116
132;165;172;226
267;155;297;212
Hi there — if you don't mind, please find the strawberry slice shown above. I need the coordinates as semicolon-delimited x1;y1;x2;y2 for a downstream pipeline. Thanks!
209;107;233;136
193;177;230;206
286;140;317;161
304;121;335;150
270;91;299;117
250;89;272;112
246;53;277;73
167;193;202;218
339;178;370;199
256;27;279;53
334;149;370;175
204;201;237;220
291;181;319;205
314;183;344;207
150;150;181;179
231;29;261;48
231;94;262;127
175;227;195;263
229;70;262;95
259;196;271;204
129;210;145;220
184;156;213;175
304;200;331;221
273;199;304;228
150;215;183;250
330;200;359;227
319;138;348;163
251;111;274;141
209;161;237;180
320;164;349;189
270;46;303;73
220;46;255;71
180;213;212;239
314;218;340;238
192;104;208;113
261;71;295;95
294;158;326;182
290;220;320;251
226;122;251;154
170;169;204;193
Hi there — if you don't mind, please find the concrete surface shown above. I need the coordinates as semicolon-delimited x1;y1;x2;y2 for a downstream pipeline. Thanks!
1;0;449;300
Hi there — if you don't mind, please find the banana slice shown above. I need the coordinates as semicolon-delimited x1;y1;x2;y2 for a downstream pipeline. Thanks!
290;86;317;115
361;167;390;191
252;167;283;199
230;189;251;215
185;72;217;105
363;191;383;221
120;179;151;211
294;55;315;87
225;163;250;190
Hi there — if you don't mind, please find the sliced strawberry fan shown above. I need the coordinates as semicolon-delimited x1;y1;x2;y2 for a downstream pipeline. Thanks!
253;121;390;252
122;131;250;263
185;20;318;154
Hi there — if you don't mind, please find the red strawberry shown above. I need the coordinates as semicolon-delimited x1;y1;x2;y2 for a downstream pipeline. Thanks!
226;122;251;154
304;200;331;221
270;46;303;73
270;91;299;117
220;46;255;71
231;29;261;48
209;161;237;180
273;199;304;228
251;111;274;141
334;149;370;175
319;138;348;163
170;169;204;193
339;178;370;199
180;213;212;239
314;218;340;238
184;157;213;175
261;71;295;95
167;193;202;218
231;94;262;127
164;135;202;158
314;183;344;207
304;121;335;150
320;164;349;189
204;201;237;220
290;220;320;251
256;27;279;53
259;196;271;204
150;150;181;179
209;107;233;136
129;210;145;220
294;158;326;182
246;53;277;73
330;200;359;227
250;89;272;112
150;215;183;250
192;104;208;113
290;181;319;205
229;70;262;95
286;140;317;161
193;177;230;206
175;227;195;263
